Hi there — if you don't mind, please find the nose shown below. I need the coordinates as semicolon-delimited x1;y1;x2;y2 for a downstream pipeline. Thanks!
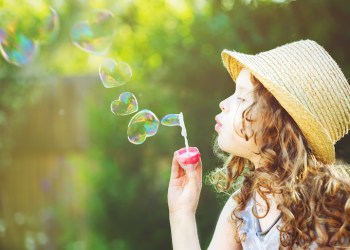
219;97;229;112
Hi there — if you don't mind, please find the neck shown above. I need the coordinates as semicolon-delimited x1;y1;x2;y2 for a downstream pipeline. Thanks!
250;155;263;170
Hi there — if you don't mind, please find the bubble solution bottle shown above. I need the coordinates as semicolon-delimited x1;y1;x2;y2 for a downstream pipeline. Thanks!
175;112;200;170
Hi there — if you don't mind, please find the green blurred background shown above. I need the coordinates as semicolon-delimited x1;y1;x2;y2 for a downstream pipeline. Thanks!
0;0;349;249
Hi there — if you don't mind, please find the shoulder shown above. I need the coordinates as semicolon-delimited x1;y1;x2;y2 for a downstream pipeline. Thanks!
222;189;241;215
207;189;242;250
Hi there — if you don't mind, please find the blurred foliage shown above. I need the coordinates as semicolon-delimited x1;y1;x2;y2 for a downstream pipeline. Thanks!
0;0;349;249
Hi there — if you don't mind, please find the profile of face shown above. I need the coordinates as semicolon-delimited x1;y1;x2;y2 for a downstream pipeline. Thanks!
215;68;260;161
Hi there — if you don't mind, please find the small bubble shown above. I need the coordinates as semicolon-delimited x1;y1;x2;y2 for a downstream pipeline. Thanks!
111;92;138;115
99;58;132;88
161;114;180;126
70;9;115;55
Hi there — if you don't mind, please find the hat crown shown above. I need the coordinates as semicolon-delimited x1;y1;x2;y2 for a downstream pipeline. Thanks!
255;40;350;143
222;39;350;164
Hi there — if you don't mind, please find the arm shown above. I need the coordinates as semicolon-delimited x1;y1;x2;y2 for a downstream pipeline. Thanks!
207;190;242;250
168;153;202;250
169;212;201;250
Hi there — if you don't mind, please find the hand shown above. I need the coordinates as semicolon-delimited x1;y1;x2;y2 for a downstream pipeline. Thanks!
168;151;202;216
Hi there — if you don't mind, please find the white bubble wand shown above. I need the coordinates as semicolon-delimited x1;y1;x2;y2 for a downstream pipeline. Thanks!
178;112;189;154
161;112;200;169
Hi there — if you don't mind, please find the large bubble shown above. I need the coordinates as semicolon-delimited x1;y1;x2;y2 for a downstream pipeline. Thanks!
33;7;60;44
99;58;132;88
111;92;138;115
70;9;115;55
0;29;6;43
0;29;39;66
127;110;160;144
0;5;59;66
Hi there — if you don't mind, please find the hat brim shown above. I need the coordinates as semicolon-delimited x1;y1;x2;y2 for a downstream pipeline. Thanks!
221;49;335;164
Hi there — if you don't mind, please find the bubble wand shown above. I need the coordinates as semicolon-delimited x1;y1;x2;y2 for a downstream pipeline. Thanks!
161;112;200;170
178;112;189;154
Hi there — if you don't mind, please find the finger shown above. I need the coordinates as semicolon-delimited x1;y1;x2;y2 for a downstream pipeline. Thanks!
196;157;203;188
186;158;202;188
170;154;184;180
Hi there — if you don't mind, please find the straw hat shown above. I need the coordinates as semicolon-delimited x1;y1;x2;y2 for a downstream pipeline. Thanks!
221;39;350;164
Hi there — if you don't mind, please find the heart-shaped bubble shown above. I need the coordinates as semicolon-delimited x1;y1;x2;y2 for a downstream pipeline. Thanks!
127;110;160;144
99;58;132;88
70;9;115;55
161;114;181;126
111;92;138;115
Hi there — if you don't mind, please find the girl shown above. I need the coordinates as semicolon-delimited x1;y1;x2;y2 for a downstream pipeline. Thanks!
168;40;350;249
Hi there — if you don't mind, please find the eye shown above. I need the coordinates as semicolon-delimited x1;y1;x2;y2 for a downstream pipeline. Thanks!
237;97;245;102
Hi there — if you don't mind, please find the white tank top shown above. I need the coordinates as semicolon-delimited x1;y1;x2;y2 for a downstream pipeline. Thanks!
237;197;318;250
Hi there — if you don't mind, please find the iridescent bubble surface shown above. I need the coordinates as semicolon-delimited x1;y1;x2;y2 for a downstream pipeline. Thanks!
111;92;138;115
33;7;60;44
161;114;180;126
70;9;115;55
0;29;6;43
127;110;160;144
0;28;39;66
99;58;132;88
0;6;59;66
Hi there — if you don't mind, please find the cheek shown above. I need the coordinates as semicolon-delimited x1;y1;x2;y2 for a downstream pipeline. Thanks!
232;109;245;137
220;115;244;145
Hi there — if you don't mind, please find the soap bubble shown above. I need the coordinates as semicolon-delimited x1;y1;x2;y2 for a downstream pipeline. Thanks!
70;9;115;55
111;92;138;115
0;29;6;43
162;112;189;148
0;6;59;66
99;58;132;88
127;110;160;144
161;114;181;126
33;7;60;44
0;28;39;66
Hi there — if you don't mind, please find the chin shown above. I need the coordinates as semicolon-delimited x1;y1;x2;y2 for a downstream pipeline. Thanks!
218;138;247;158
217;138;233;154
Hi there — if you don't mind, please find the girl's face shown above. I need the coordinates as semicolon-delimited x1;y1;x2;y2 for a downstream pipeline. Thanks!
215;68;260;161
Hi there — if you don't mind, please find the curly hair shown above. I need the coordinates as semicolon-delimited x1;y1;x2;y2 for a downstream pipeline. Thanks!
207;73;350;249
